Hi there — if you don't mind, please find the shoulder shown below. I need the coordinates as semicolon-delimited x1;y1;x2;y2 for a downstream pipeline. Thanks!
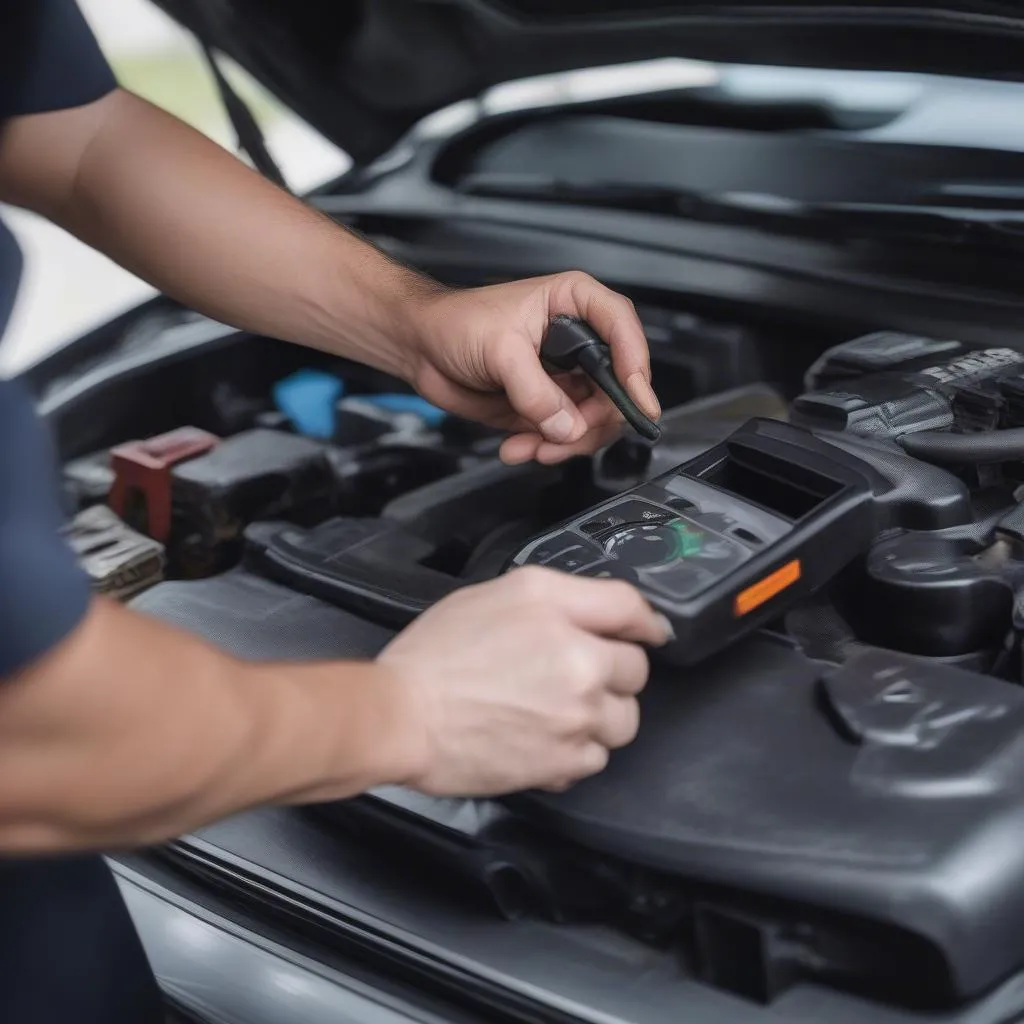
1;0;117;120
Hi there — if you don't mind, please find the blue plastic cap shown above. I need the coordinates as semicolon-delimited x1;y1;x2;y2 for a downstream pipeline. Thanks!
272;370;344;438
360;393;446;427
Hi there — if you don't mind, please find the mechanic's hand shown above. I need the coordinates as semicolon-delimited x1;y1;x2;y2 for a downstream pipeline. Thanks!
409;272;660;465
376;567;672;797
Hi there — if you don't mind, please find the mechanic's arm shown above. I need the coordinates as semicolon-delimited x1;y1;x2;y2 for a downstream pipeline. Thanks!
0;573;668;854
0;598;403;852
0;88;658;464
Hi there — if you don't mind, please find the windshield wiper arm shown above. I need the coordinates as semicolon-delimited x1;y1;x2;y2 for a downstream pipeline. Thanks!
457;173;708;214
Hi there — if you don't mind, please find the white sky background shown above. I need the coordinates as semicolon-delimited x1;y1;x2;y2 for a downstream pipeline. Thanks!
1;0;349;375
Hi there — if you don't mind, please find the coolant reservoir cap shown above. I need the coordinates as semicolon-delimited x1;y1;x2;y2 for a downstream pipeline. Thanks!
273;370;345;438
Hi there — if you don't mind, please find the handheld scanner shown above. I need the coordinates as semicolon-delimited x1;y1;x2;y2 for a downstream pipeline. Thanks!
507;419;877;665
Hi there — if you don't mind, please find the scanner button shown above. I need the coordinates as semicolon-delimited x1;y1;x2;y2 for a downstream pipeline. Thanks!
575;560;638;582
580;517;620;536
542;543;603;573
613;500;678;525
530;533;580;564
730;526;763;547
603;523;687;569
582;500;676;537
688;511;739;534
666;496;699;513
647;563;714;599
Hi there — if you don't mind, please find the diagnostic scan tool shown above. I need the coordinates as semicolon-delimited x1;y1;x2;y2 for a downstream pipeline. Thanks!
508;418;878;664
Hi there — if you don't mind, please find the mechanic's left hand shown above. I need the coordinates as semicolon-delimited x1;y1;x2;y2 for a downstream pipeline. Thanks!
409;272;660;464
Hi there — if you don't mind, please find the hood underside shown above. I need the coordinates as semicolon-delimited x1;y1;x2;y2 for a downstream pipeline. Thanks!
154;1;1024;164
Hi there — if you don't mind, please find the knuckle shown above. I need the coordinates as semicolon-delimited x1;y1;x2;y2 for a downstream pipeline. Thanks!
553;685;597;735
533;618;569;655
623;643;650;679
616;700;641;747
635;650;652;688
580;744;610;777
561;643;603;691
605;579;644;610
513;565;554;599
561;269;592;287
565;704;597;737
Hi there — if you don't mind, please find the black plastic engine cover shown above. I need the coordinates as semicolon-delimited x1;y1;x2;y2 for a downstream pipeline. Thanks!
513;641;1024;1005
838;532;1015;657
793;343;1024;440
133;566;1024;1007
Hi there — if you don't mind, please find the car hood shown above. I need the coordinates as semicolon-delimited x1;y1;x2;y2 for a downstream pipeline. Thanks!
153;0;1024;165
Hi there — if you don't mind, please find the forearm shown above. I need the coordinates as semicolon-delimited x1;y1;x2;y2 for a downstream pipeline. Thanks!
0;598;413;853
0;89;442;379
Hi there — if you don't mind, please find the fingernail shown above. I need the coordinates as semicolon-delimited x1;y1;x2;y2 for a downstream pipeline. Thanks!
627;372;661;419
654;614;676;645
539;409;577;443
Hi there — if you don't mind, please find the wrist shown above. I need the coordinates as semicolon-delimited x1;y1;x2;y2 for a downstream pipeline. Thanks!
318;225;452;386
242;659;429;804
360;660;433;789
380;271;454;388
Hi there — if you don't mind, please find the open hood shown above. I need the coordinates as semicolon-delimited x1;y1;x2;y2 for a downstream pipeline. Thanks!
154;0;1024;165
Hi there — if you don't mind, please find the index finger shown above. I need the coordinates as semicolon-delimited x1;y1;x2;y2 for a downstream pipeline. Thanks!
534;570;672;646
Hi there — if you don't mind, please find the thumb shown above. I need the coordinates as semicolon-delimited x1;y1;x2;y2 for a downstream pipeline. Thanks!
494;338;586;444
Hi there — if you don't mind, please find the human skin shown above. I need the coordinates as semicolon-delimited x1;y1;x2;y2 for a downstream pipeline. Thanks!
0;89;667;854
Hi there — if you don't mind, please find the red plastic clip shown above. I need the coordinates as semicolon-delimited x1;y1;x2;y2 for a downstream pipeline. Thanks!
108;427;218;541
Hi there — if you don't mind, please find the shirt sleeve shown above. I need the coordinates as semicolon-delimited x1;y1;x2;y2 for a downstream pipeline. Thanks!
0;380;92;676
2;0;117;118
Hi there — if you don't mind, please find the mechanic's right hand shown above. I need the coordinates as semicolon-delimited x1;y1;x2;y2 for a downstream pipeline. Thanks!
376;567;672;797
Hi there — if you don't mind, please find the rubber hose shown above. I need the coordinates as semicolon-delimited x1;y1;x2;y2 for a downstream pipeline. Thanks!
898;428;1024;464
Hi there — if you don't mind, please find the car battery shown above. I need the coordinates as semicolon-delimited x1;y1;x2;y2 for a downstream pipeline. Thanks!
63;504;165;601
170;428;337;575
109;427;220;541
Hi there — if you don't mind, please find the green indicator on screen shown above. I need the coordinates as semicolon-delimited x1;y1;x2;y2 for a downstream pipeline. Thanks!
672;522;704;557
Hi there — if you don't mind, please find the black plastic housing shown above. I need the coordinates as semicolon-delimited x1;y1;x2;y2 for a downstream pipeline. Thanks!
243;459;605;626
169;428;337;573
245;516;460;627
840;533;1015;657
793;346;1024;439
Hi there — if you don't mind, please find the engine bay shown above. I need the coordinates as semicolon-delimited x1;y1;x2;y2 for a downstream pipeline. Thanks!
56;304;1024;1015
63;316;1024;679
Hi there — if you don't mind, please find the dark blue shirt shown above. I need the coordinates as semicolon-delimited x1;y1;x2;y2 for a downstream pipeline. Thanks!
0;0;116;676
1;4;164;1022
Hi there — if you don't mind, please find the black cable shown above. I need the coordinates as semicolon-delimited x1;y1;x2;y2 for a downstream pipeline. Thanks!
898;427;1024;464
576;344;661;441
541;316;662;442
180;0;289;191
